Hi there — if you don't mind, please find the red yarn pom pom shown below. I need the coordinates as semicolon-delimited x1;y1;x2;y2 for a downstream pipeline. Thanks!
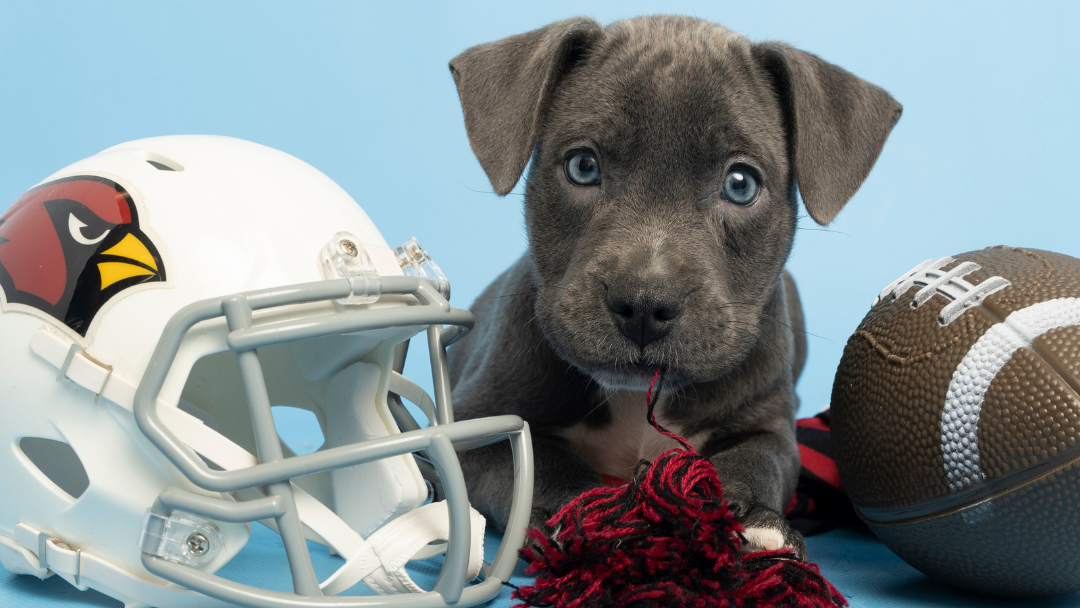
512;370;847;608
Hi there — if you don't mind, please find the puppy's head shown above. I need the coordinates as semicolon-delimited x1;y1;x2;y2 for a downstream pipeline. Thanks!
451;16;901;390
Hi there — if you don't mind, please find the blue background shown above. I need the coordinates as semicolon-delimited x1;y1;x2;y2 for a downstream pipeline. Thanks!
2;2;1079;607
2;0;1077;417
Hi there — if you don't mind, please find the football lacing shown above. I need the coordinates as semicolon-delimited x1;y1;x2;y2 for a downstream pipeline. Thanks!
874;256;1011;326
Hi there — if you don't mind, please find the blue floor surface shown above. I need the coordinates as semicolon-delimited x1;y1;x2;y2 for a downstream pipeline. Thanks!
3;522;1079;607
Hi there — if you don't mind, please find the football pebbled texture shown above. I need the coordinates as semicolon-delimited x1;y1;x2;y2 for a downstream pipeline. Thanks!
832;246;1080;598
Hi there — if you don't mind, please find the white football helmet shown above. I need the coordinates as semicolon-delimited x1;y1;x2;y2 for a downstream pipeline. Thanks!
0;136;533;608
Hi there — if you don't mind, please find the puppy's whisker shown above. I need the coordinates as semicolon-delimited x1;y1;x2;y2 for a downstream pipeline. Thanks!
757;313;833;344
582;391;613;420
460;181;522;196
475;292;534;300
796;226;850;236
739;325;793;370
713;300;831;343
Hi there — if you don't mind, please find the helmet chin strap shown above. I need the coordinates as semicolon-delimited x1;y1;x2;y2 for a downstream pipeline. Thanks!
318;500;486;595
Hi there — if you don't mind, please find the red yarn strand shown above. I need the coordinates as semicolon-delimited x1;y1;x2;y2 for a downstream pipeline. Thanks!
645;367;694;452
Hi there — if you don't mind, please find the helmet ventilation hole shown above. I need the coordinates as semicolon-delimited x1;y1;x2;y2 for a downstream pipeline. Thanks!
271;406;325;456
18;437;90;500
144;152;184;172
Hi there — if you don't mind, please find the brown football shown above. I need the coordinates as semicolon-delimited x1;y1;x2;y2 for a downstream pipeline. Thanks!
832;246;1080;598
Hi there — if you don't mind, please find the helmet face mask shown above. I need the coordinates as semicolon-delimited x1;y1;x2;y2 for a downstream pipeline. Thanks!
0;136;533;608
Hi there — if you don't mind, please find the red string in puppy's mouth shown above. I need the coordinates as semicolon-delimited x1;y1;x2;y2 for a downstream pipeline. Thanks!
644;366;694;452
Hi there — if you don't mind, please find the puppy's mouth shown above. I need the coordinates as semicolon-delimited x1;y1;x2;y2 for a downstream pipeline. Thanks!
622;361;659;375
585;360;670;391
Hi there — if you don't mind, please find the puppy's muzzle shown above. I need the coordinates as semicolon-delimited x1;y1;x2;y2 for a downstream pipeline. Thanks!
605;275;684;347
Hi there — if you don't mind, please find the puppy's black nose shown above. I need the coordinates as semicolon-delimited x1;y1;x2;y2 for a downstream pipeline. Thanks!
606;277;684;347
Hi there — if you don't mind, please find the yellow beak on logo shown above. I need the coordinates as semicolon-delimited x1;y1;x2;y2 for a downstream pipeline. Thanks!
97;233;158;290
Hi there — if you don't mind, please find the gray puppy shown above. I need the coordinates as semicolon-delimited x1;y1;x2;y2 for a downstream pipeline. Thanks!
446;15;900;557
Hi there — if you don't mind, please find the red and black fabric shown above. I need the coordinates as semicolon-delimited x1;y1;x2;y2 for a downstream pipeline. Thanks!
784;409;857;536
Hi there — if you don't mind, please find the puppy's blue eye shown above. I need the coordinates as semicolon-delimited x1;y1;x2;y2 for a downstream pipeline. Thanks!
721;166;760;205
565;151;601;186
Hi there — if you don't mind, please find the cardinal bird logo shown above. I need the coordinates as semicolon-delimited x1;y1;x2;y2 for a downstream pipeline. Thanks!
0;176;166;336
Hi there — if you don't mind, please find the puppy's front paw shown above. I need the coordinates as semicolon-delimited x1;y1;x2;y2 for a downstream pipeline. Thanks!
739;507;807;561
718;480;806;560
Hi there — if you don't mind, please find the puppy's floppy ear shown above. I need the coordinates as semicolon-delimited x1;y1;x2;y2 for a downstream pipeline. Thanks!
450;18;603;195
752;42;902;225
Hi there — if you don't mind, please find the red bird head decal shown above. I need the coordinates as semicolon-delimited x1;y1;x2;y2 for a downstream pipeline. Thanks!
0;176;166;336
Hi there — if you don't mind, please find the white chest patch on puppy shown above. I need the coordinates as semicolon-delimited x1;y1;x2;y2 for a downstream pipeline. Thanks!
556;390;704;481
